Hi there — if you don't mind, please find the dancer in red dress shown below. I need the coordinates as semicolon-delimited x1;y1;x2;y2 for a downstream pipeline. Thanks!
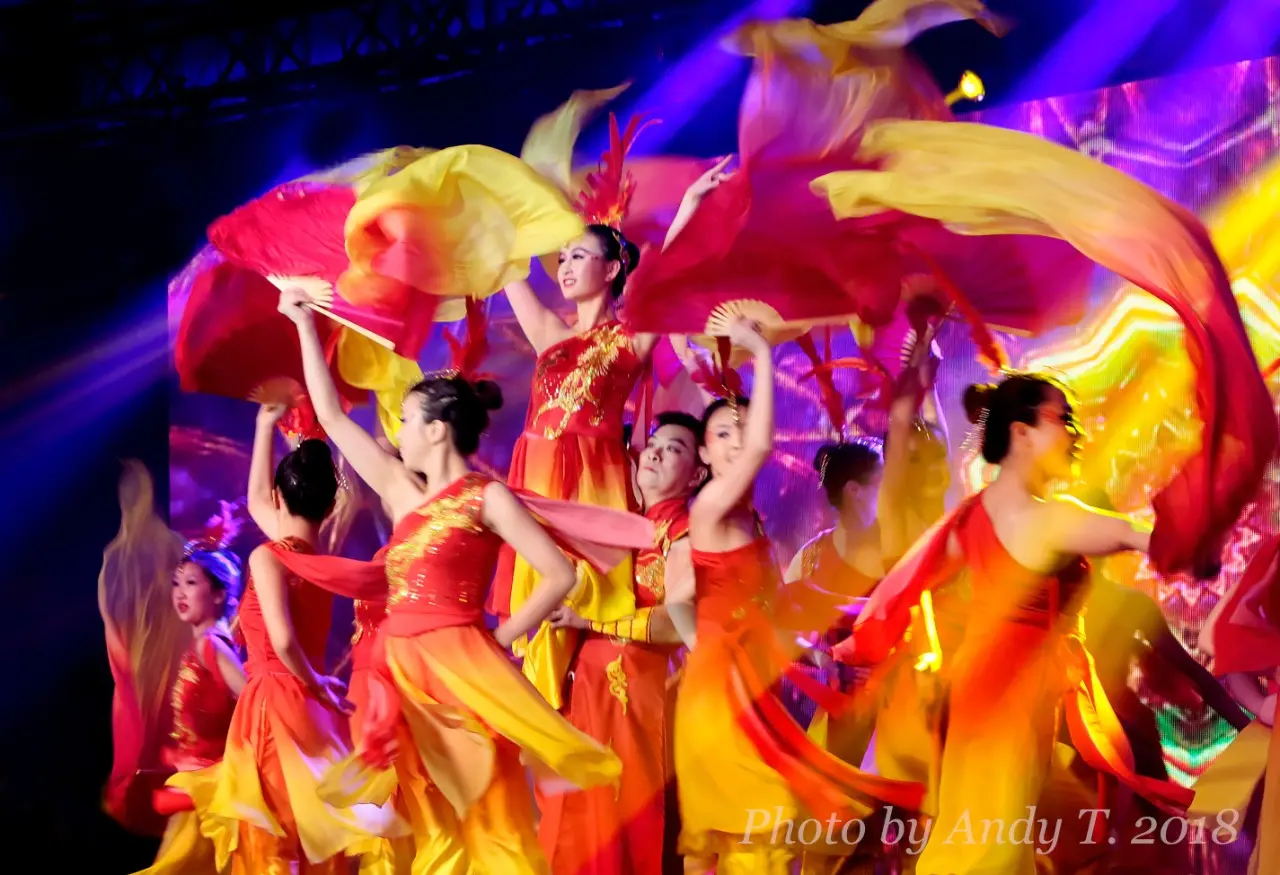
100;462;247;873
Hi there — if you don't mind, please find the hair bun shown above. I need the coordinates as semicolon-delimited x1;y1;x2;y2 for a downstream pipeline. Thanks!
472;379;504;412
962;383;996;424
296;438;334;467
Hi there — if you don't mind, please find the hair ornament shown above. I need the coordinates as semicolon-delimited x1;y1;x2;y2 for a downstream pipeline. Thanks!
184;499;243;556
575;112;657;229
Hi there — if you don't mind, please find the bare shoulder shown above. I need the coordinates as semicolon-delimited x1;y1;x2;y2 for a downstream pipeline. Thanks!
247;543;279;567
480;479;520;523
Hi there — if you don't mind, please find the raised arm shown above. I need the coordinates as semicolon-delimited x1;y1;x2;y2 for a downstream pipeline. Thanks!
504;278;572;356
1049;496;1152;559
276;287;423;519
663;538;697;648
247;405;284;539
247;545;350;713
690;321;774;529
662;156;733;252
481;481;579;648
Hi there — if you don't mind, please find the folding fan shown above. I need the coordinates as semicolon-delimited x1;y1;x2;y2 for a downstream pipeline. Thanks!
208;181;449;359
173;260;366;408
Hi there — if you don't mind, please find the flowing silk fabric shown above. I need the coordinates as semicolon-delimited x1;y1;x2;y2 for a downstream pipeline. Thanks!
343;144;584;304
518;82;708;273
677;537;924;868
318;474;622;875
813;120;1278;574
1202;532;1280;676
843;497;1192;874
100;461;189;837
207;178;440;359
172;258;368;408
181;538;406;871
624;0;1088;355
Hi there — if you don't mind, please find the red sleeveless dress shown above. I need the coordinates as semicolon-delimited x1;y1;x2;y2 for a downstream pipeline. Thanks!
338;472;621;873
675;536;924;864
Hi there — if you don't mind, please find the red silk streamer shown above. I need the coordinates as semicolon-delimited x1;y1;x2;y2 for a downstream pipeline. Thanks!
794;330;848;439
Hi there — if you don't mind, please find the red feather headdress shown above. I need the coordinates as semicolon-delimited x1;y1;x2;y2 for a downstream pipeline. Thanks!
434;298;493;382
575;113;659;231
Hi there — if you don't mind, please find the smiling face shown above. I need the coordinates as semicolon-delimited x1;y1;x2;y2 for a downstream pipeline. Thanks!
556;232;619;303
637;423;702;504
172;560;224;626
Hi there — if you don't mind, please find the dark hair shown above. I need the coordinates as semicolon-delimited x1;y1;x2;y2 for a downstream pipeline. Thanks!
963;373;1069;464
585;224;641;300
813;441;883;507
651;410;704;446
699;396;750;443
274;438;339;523
407;373;504;456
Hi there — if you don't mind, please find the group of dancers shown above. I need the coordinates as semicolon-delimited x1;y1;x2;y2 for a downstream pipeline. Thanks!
98;0;1280;873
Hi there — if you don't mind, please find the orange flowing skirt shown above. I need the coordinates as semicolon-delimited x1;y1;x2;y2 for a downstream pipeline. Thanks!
170;673;406;874
496;431;637;709
324;625;622;875
538;636;677;875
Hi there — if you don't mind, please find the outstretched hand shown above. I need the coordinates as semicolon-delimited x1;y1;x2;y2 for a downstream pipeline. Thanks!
684;155;735;204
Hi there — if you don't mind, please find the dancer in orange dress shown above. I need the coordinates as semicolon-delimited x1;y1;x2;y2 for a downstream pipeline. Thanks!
100;462;246;873
839;373;1196;875
176;405;404;875
676;319;924;873
277;286;650;874
540;410;706;875
491;147;733;709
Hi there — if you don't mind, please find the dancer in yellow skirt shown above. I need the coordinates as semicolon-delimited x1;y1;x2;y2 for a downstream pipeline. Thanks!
278;287;652;873
677;318;924;874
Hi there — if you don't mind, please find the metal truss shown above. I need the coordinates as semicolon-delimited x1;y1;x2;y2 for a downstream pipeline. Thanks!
0;0;710;144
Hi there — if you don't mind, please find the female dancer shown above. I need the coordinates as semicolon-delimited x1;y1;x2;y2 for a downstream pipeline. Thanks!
492;156;732;709
178;405;401;874
277;287;628;873
100;462;246;872
541;409;707;875
676;318;923;873
841;373;1195;875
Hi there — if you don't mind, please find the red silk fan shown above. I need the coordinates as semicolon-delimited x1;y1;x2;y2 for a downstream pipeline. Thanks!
207;181;446;358
624;161;903;349
173;260;365;408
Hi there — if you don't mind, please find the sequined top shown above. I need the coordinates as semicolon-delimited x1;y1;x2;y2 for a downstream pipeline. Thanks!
166;630;236;768
238;536;333;676
382;472;500;631
526;321;643;441
635;497;690;608
352;598;386;647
